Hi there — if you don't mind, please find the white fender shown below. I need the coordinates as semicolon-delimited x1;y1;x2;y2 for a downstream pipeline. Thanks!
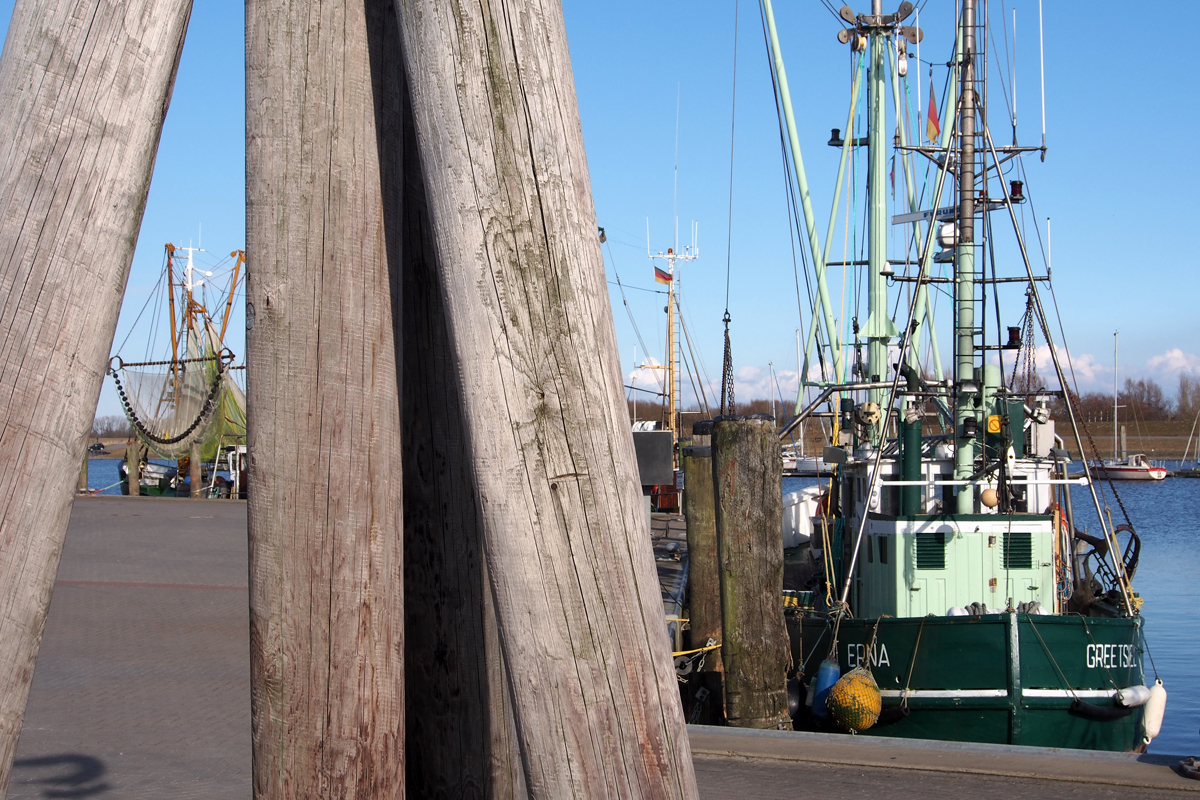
1142;679;1167;743
1116;684;1151;708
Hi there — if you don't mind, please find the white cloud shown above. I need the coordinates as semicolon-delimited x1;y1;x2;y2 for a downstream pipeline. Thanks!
1147;348;1200;377
626;357;667;400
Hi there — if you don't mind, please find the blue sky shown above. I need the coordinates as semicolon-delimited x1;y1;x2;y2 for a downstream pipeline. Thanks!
0;0;1193;418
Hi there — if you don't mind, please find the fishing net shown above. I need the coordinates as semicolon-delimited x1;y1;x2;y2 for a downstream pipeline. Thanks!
110;323;236;460
828;666;882;732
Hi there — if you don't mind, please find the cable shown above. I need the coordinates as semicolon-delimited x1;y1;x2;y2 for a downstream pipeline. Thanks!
724;0;740;314
605;239;664;397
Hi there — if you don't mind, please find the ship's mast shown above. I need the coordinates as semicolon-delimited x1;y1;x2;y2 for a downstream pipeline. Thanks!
1113;330;1119;461
865;0;892;413
953;0;979;511
647;224;697;443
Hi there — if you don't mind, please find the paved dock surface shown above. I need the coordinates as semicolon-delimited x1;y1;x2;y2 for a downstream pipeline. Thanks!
9;497;249;799
8;496;1198;798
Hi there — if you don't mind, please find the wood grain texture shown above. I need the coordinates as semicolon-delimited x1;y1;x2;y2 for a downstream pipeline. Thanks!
0;0;191;791
395;0;697;796
400;62;526;799
245;0;405;796
682;447;721;673
711;417;790;729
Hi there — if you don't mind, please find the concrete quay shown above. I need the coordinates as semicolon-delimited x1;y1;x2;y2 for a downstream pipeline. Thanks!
6;496;1197;798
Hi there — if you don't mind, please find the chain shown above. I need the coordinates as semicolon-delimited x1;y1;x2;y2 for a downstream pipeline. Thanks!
720;311;735;416
109;359;228;447
109;352;227;370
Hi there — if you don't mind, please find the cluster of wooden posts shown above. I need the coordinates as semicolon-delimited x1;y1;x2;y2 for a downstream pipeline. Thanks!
0;0;706;796
682;416;792;730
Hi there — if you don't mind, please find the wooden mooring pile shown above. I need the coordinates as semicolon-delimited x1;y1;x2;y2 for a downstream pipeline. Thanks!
678;416;792;730
0;0;698;796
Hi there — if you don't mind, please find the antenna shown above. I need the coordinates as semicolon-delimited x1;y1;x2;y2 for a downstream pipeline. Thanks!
1046;217;1052;280
673;83;680;253
1011;9;1017;143
769;361;775;419
1038;0;1046;158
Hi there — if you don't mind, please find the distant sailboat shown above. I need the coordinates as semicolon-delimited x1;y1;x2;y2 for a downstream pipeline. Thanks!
1097;331;1166;481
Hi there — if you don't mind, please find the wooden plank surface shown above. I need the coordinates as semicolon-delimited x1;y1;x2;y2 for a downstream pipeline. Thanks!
245;0;405;795
0;0;192;791
395;0;698;795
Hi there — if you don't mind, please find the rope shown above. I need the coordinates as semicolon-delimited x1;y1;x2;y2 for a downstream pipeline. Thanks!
1077;615;1124;694
1026;614;1079;701
672;642;721;658
718;0;739;418
723;0;739;314
901;617;926;709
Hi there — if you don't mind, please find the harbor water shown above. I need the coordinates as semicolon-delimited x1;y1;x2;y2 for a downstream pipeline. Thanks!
1067;467;1200;756
785;469;1200;757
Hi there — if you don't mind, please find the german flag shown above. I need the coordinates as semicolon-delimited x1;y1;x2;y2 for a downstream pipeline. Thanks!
654;267;672;285
926;77;941;142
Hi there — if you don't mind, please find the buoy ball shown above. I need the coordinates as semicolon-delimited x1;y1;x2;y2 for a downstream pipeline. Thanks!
981;488;999;508
828;667;882;732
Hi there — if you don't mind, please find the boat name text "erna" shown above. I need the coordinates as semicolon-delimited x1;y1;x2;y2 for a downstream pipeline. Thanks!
846;642;890;668
1086;644;1135;670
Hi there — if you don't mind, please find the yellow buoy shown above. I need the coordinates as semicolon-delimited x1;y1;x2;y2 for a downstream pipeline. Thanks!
828;667;882;732
981;488;999;508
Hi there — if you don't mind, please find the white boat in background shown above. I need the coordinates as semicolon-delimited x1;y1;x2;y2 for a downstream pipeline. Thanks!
782;485;825;548
1100;333;1166;481
1097;454;1167;481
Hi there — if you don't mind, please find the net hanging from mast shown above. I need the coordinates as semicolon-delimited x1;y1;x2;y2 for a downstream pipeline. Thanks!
109;323;234;459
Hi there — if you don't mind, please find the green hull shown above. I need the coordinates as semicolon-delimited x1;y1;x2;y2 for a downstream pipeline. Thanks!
790;613;1145;752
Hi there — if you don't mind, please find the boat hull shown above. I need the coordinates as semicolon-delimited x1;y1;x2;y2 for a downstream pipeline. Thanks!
1102;466;1167;481
789;613;1146;752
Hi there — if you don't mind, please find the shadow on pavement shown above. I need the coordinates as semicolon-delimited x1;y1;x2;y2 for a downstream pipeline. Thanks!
11;754;110;798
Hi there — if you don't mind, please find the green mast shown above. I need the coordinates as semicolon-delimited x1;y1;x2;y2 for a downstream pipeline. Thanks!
865;1;899;414
954;0;979;511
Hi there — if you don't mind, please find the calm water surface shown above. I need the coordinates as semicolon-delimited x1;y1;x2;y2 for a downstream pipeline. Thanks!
1067;466;1200;756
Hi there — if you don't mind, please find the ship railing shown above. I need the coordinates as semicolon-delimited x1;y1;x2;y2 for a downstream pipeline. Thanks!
878;477;1089;487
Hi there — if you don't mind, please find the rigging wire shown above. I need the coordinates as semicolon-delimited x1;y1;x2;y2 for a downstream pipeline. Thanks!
604;239;664;398
678;310;713;416
720;0;741;416
758;5;822;383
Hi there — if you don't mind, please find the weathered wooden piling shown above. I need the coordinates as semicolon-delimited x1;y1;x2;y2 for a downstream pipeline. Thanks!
682;421;721;673
125;442;142;496
395;0;697;795
189;441;202;498
0;0;192;789
712;415;791;729
399;60;526;798
245;0;405;795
